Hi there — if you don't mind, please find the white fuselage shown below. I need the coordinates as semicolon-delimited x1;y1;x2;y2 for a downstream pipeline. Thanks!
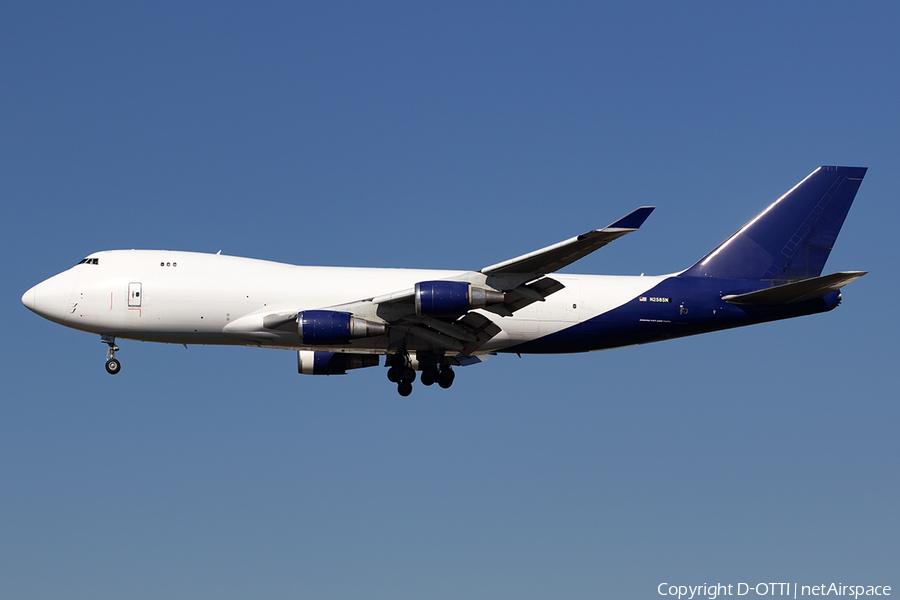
23;250;669;353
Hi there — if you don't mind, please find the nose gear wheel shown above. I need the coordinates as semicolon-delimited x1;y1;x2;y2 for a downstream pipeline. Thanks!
102;335;121;375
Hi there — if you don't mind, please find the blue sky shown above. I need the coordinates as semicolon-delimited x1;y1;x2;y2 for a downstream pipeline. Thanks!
2;2;898;598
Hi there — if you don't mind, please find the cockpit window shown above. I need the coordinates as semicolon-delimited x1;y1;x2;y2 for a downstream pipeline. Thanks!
76;258;99;265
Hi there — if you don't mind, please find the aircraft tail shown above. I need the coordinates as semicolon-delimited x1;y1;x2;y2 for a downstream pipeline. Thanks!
681;166;867;280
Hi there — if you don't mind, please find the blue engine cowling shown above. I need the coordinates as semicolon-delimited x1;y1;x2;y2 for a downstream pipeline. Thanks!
414;281;505;317
415;281;469;316
297;351;380;375
298;310;385;345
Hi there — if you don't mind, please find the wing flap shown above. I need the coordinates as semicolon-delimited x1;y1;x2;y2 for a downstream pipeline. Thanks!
722;271;867;305
454;312;503;356
484;277;565;316
399;311;502;355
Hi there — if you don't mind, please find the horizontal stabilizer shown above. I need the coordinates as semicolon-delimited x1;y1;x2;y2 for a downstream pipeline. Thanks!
722;271;867;305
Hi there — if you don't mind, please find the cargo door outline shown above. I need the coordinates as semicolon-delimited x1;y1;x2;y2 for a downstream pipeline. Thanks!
128;282;142;316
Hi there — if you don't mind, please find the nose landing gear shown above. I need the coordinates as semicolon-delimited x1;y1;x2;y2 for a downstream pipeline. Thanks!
102;335;121;375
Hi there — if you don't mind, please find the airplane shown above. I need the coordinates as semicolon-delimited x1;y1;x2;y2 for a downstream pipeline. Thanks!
22;166;867;396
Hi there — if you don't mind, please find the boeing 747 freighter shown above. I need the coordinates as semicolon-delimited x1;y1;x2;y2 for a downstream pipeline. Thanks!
22;166;867;395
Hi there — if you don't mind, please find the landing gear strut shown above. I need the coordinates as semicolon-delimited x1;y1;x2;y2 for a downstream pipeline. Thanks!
102;335;121;375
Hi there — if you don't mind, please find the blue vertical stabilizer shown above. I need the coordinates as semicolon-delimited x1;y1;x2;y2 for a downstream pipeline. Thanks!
682;166;866;280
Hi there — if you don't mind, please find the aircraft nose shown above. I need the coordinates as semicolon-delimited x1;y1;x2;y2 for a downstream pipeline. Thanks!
22;285;36;311
22;270;78;323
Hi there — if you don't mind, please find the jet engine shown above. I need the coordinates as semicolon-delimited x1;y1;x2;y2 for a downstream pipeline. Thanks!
298;310;386;345
297;351;380;375
414;281;504;317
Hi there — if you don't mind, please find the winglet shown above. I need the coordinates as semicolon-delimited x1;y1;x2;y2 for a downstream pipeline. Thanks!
606;206;655;230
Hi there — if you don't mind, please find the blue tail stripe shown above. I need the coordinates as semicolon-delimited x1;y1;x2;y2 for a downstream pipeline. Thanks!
682;166;866;280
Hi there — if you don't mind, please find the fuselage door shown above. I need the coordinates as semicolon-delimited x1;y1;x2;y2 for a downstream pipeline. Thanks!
128;282;142;307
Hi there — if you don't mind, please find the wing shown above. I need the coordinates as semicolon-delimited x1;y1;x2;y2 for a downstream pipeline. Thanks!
262;206;655;356
480;206;654;277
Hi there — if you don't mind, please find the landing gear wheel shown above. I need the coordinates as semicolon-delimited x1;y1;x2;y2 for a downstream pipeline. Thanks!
102;336;120;375
397;382;413;397
387;366;400;383
421;366;438;386
105;358;121;375
400;367;416;384
437;367;455;389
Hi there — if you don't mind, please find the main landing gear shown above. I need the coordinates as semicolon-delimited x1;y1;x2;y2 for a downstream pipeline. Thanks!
420;364;455;389
102;335;121;375
386;354;416;396
386;353;454;396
